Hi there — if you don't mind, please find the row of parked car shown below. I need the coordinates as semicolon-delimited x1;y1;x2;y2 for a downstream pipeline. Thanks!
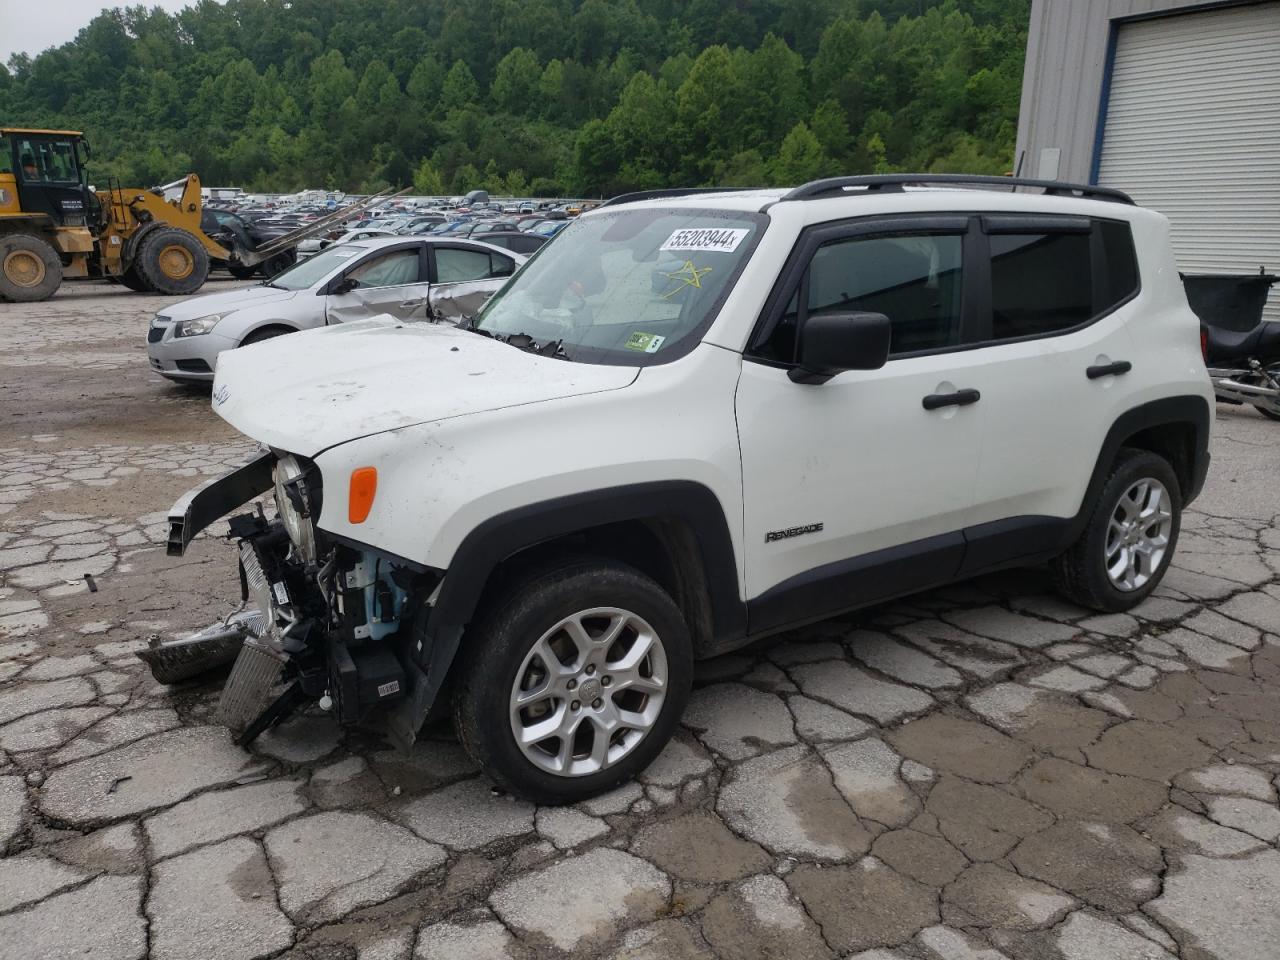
200;195;589;280
146;232;531;382
148;190;606;381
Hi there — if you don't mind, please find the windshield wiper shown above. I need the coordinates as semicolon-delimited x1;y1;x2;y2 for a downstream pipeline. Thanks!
502;332;571;360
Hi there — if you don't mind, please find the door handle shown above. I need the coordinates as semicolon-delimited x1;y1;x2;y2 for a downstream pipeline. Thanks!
922;388;981;411
1086;360;1131;379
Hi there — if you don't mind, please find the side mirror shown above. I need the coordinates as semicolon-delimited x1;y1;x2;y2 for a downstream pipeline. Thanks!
789;311;891;385
331;277;358;295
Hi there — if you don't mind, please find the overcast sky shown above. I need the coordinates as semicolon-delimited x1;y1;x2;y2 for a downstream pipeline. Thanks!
1;0;212;65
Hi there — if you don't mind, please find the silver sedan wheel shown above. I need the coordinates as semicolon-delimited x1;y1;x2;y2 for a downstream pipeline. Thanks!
1105;477;1174;592
509;607;668;778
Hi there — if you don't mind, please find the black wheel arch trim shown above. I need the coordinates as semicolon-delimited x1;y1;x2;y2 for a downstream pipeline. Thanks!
1066;393;1210;548
386;480;745;750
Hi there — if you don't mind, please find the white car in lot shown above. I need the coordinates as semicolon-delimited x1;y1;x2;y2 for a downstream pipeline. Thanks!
146;237;526;383
159;175;1212;803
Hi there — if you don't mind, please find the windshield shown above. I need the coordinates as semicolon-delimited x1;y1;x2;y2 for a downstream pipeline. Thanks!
267;244;370;290
474;208;762;364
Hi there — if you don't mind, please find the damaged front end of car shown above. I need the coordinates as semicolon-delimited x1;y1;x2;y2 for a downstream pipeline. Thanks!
141;450;441;750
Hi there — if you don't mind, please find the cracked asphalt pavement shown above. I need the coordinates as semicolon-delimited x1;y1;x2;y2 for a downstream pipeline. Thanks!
3;283;1280;960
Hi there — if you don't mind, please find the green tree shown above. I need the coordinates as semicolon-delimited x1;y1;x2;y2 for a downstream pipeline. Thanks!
771;122;831;184
413;158;446;195
490;47;542;115
0;0;1029;194
441;60;480;112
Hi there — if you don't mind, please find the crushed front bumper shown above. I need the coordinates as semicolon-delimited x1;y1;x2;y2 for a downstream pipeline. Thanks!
166;452;274;556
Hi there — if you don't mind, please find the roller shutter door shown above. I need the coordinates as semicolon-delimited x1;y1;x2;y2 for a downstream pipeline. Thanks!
1097;2;1280;323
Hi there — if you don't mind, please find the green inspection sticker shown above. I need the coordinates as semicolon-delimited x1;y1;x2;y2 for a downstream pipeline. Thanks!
624;332;667;353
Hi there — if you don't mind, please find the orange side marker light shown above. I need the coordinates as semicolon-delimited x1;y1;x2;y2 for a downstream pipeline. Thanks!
348;467;378;523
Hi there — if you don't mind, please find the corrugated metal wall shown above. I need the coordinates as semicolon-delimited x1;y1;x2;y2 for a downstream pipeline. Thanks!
1017;0;1280;322
1014;0;1253;182
1095;4;1280;321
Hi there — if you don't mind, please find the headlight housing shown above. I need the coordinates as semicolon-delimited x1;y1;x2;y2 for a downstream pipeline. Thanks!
273;454;317;565
173;314;224;338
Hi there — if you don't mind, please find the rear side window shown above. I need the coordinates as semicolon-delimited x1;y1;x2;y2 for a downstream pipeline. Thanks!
1099;219;1139;307
988;219;1139;342
435;247;514;282
990;232;1093;339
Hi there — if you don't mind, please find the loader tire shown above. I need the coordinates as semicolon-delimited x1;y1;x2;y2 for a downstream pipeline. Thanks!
228;262;258;280
0;233;62;302
135;227;209;296
119;265;152;292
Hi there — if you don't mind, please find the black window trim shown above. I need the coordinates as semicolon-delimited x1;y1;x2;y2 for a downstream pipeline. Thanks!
744;211;1142;369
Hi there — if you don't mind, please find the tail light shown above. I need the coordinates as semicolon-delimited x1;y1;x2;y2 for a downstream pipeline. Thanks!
1199;326;1209;364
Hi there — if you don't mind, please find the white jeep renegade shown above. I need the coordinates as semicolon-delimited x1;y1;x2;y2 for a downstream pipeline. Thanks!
163;175;1213;804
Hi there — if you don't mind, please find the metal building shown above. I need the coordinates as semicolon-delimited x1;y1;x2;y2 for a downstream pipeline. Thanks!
1015;0;1280;321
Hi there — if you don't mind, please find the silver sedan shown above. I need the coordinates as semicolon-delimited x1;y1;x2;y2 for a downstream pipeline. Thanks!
146;237;526;384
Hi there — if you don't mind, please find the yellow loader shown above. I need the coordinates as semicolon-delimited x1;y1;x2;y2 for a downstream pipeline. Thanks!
0;127;403;302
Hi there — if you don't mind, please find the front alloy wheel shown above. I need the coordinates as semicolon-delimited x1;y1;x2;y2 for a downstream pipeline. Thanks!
454;559;692;804
510;607;668;777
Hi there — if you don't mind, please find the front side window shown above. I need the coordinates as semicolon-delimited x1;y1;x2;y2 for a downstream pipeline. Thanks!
267;243;374;290
989;231;1093;340
475;208;762;364
757;232;964;362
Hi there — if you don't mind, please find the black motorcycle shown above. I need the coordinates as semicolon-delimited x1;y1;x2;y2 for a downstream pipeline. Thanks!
1187;271;1280;421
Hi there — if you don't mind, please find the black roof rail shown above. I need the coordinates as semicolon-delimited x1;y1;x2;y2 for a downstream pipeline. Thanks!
598;187;760;208
781;174;1134;205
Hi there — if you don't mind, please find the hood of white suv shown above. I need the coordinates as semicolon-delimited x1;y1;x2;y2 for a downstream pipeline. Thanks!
160;285;299;321
212;316;639;455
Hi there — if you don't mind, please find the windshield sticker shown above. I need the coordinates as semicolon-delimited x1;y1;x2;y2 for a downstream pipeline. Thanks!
660;227;749;253
624;332;667;353
659;260;712;299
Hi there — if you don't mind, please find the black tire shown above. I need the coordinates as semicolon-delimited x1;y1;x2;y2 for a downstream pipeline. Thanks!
260;251;296;278
1052;448;1182;612
241;326;293;346
0;233;62;302
119;265;151;292
134;227;209;296
452;558;693;805
1251;404;1280;422
228;262;259;280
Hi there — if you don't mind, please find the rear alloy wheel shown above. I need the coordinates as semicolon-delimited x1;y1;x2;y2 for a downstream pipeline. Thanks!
453;559;692;804
0;233;62;302
1052;448;1182;611
135;227;209;296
